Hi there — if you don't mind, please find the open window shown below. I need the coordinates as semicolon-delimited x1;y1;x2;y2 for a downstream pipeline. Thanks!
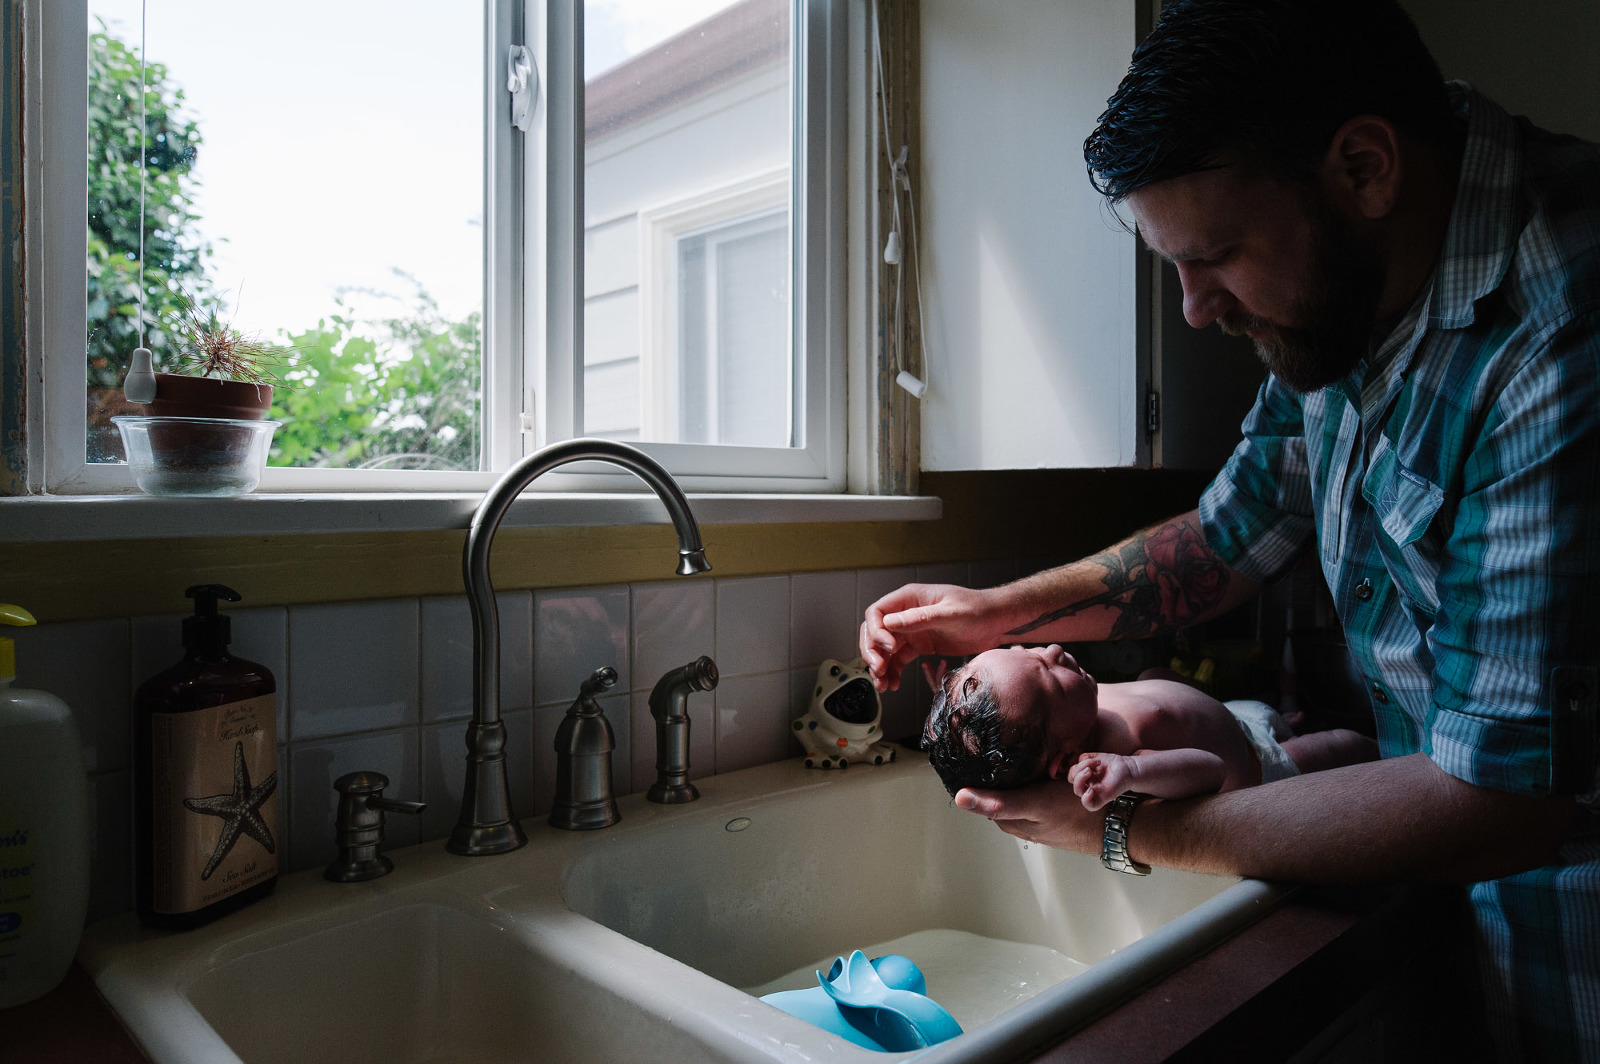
38;0;847;495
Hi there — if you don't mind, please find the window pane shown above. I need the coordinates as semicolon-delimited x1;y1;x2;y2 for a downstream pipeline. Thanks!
583;0;793;446
85;1;484;470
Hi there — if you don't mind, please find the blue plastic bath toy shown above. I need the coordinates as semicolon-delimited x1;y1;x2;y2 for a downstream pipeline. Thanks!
760;951;962;1052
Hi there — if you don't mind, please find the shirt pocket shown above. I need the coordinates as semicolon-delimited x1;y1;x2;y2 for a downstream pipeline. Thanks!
1361;436;1446;622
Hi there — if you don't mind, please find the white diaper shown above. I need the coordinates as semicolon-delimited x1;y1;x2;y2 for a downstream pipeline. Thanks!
1224;699;1300;783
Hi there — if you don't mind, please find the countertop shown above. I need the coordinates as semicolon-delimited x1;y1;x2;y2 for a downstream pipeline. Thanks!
1;883;1487;1064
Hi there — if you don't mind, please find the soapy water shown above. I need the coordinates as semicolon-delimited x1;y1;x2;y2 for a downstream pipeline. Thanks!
743;928;1091;1031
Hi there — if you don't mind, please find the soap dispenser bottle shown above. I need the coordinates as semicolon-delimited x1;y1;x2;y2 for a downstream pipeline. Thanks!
135;584;279;930
0;604;91;1008
549;666;622;830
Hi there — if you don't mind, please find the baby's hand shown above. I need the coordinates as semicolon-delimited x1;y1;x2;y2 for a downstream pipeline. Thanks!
1068;752;1137;812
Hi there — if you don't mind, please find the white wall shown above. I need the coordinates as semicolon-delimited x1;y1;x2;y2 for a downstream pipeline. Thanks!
918;0;1140;471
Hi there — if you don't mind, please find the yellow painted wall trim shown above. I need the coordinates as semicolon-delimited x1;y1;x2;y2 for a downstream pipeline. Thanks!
3;470;1213;622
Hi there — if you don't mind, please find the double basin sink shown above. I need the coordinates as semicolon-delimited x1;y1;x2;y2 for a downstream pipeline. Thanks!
79;753;1285;1063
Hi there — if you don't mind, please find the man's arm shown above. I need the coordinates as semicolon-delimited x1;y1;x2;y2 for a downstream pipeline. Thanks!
958;753;1579;884
859;510;1262;691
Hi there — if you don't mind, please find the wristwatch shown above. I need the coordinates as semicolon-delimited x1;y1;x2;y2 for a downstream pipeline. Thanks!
1101;792;1153;875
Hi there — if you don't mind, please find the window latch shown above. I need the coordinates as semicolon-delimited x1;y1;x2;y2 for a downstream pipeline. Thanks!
507;45;537;132
521;389;537;437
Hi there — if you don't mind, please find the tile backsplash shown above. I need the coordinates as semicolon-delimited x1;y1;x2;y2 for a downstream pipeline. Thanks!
12;561;1023;923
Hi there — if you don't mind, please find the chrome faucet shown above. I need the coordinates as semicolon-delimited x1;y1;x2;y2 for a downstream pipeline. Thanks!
448;438;712;856
647;655;719;804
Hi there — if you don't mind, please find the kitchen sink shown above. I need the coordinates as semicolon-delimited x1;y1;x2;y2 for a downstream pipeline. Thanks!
79;753;1286;1064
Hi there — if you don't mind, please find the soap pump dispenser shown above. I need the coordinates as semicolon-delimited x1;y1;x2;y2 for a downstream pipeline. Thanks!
134;584;279;930
0;604;91;1008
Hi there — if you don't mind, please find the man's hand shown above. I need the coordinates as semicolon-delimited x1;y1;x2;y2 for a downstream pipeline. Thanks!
953;782;1105;854
858;583;1002;692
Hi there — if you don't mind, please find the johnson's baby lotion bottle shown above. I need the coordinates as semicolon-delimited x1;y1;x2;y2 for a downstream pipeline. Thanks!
0;604;91;1008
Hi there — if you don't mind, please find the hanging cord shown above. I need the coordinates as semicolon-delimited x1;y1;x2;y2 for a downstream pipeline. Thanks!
136;0;147;348
121;0;158;404
871;5;930;399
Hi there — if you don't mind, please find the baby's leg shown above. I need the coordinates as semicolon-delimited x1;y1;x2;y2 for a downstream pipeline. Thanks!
1279;729;1379;774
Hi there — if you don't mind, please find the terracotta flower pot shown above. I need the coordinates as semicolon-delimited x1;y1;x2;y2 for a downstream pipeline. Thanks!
141;373;273;420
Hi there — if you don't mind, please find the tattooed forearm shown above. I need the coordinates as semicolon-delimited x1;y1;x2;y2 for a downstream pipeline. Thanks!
1006;519;1232;639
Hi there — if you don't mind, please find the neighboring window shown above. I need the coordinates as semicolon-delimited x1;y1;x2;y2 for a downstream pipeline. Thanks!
675;208;791;447
47;0;844;494
583;0;794;451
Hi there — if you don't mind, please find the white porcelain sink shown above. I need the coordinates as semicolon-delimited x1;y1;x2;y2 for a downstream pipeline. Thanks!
79;753;1286;1064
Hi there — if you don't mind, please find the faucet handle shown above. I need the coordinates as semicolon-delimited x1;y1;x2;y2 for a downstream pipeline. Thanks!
325;771;427;883
580;665;619;699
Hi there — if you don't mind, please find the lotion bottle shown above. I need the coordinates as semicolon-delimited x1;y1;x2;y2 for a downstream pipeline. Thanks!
0;604;91;1008
135;584;279;930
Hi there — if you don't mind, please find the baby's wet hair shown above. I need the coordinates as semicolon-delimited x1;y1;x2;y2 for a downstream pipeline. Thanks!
922;669;1047;796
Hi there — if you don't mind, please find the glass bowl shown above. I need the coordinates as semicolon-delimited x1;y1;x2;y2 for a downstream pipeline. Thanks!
112;416;279;497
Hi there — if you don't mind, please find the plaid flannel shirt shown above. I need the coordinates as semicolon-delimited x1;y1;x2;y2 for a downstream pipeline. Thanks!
1199;86;1600;1061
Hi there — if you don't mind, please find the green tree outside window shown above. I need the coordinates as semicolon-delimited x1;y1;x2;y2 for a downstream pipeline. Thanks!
86;22;482;471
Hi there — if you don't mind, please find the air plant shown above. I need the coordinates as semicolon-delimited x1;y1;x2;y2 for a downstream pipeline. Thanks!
171;293;293;386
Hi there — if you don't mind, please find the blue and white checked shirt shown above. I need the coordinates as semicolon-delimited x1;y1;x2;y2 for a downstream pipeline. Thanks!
1199;86;1600;1062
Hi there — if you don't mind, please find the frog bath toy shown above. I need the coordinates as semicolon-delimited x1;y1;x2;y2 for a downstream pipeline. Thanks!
793;658;898;768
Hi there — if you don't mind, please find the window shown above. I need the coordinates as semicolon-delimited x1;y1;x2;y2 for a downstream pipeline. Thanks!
38;0;847;495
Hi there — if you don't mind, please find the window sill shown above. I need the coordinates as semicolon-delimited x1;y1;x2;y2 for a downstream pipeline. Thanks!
1;491;941;543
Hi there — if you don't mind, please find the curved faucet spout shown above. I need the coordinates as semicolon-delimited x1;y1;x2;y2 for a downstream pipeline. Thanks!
448;438;712;856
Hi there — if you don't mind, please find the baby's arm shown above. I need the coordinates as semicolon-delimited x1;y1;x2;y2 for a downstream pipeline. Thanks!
1068;748;1227;811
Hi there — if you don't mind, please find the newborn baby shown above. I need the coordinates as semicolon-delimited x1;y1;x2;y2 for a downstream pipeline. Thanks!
922;644;1377;809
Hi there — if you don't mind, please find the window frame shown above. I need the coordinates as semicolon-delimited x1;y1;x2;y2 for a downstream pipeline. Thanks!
33;0;849;497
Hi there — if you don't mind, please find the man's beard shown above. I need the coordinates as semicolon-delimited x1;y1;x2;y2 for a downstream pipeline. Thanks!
1220;209;1385;394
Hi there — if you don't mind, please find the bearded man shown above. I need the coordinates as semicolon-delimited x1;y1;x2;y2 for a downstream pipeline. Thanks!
860;1;1600;1058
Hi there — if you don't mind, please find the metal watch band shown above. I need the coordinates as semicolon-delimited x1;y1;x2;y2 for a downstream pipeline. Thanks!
1101;791;1153;876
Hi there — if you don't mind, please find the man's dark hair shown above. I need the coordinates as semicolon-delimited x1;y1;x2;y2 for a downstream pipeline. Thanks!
923;674;1047;796
1084;0;1456;202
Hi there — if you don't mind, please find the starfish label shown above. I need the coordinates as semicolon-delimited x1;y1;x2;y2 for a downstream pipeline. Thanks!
150;694;278;914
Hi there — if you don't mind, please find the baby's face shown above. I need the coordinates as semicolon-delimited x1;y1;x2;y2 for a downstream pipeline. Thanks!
963;644;1099;781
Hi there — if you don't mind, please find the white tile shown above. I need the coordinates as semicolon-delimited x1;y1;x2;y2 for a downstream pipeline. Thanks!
420;592;533;724
534;586;630;705
789;571;859;674
12;618;130;775
288;728;420;874
879;682;930;749
86;771;132;921
289;600;419;740
856;566;917;622
629;685;716;789
1019;556;1068;579
533;692;629;815
420;710;533;844
275;745;291;876
789;666;819;732
714;671;794;775
969;558;1018;590
714;576;789;677
915;561;968;587
631;580;715;692
133;605;289;743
